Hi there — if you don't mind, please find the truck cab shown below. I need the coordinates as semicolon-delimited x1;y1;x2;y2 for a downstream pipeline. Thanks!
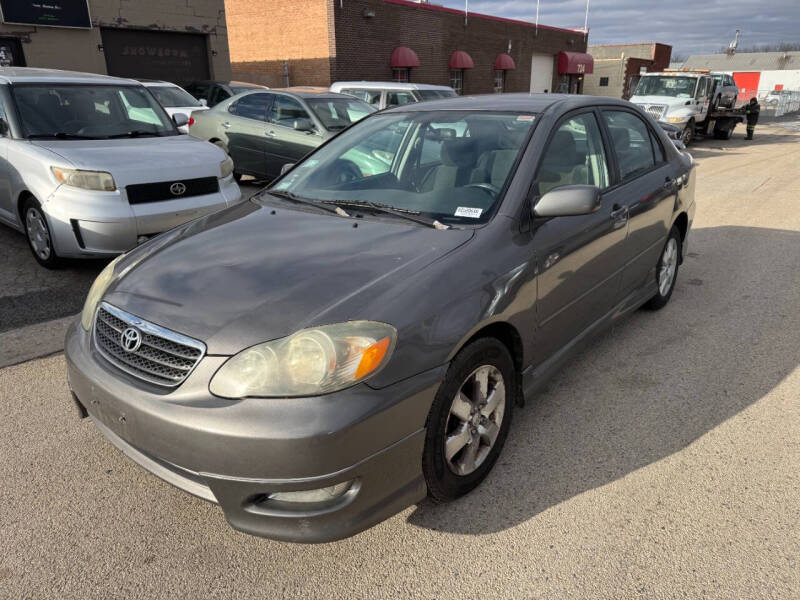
630;71;713;145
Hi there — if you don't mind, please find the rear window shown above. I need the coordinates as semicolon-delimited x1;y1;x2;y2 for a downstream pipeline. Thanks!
148;85;201;108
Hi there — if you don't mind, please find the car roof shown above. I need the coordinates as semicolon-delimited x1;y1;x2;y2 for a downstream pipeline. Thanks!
0;67;140;86
274;88;355;99
139;79;180;87
380;93;632;114
331;81;454;91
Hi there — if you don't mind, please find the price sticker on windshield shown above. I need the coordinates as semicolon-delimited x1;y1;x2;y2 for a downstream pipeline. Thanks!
455;207;483;218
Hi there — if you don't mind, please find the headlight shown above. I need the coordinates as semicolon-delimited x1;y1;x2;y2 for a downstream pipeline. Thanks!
666;116;689;124
51;167;116;191
210;321;397;398
220;156;234;179
80;255;123;330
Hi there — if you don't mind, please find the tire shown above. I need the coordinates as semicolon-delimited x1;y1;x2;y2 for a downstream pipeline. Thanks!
713;126;733;140
644;225;681;310
22;196;62;269
233;172;243;183
681;122;694;146
422;338;515;503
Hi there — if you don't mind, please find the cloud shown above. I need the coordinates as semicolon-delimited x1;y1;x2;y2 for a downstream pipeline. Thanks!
437;0;800;55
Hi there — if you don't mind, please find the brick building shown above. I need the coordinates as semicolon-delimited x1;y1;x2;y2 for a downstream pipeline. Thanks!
582;43;672;99
0;1;231;85
226;0;593;95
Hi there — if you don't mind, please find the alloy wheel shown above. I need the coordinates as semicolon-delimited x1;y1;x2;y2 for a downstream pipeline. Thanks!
444;365;506;476
658;237;679;296
26;207;52;260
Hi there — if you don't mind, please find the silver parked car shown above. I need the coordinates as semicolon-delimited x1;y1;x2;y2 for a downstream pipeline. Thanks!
711;72;738;109
0;68;242;267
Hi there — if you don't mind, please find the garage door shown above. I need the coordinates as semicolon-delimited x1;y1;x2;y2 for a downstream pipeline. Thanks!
101;28;210;86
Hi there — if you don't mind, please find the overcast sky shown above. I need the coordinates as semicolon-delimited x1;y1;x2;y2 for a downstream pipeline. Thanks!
437;0;800;56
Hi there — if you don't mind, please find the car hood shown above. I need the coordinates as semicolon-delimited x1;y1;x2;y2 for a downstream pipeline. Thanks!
105;197;474;354
32;136;225;185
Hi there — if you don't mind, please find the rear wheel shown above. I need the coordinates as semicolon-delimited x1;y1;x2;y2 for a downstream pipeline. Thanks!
644;226;681;310
422;338;515;502
22;196;62;269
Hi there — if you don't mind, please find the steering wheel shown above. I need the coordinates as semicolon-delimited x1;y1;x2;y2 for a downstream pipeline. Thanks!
331;159;362;184
464;182;501;197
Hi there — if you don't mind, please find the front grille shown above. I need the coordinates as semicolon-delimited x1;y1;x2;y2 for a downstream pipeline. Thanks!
636;104;667;120
126;176;219;205
93;302;205;387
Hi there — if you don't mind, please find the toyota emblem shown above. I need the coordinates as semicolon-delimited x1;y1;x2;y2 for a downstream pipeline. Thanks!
170;182;187;196
120;327;142;353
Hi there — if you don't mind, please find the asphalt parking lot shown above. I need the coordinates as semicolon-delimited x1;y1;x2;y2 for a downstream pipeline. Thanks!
1;124;799;598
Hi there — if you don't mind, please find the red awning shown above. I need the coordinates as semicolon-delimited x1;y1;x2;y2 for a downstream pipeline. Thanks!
390;46;420;68
493;53;516;70
557;51;593;75
449;50;475;69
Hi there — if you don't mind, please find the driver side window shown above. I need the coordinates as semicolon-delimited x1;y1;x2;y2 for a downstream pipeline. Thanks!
537;113;609;196
270;96;310;127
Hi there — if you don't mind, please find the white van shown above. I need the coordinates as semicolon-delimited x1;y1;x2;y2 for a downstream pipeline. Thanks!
329;81;456;109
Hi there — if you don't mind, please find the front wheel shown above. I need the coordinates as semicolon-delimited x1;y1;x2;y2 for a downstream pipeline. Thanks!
422;338;515;502
22;196;62;269
681;122;694;146
644;226;681;310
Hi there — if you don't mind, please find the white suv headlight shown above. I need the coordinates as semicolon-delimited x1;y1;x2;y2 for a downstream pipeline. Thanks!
52;166;116;191
220;156;234;179
210;322;397;398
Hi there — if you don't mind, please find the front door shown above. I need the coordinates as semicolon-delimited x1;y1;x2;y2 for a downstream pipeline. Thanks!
693;76;712;119
530;54;554;93
599;108;677;296
265;95;322;179
531;110;628;363
225;92;273;178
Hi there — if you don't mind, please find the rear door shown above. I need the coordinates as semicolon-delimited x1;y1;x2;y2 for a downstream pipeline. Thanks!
265;94;322;179
225;92;273;178
531;110;628;362
599;108;677;297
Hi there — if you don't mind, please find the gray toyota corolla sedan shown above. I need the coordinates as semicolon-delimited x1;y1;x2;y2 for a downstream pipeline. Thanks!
66;94;696;543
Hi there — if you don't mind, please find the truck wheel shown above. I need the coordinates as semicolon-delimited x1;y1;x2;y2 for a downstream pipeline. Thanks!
681;122;694;146
714;127;733;140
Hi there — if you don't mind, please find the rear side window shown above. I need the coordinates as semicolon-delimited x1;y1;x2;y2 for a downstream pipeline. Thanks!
602;110;655;180
386;91;416;107
230;93;271;121
209;86;230;106
537;112;609;196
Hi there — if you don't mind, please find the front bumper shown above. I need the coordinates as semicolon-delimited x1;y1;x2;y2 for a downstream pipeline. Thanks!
43;176;242;258
65;321;443;543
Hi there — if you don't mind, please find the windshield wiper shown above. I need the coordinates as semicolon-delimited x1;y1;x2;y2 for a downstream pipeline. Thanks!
321;200;449;230
27;132;100;140
262;190;351;217
106;130;163;139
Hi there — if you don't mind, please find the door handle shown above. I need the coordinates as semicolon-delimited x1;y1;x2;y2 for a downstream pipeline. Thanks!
221;122;231;129
265;130;276;137
611;204;628;229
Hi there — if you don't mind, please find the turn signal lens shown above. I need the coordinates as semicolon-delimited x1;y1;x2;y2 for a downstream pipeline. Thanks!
188;116;195;127
355;337;391;379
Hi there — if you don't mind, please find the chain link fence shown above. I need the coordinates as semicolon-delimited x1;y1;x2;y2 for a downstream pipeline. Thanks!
735;89;800;117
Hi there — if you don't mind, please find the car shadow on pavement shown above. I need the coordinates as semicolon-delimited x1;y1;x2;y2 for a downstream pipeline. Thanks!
407;225;800;535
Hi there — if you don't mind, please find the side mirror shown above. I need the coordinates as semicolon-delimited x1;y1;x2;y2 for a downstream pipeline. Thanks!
172;113;189;128
533;185;601;218
293;118;314;132
198;98;208;107
280;163;295;175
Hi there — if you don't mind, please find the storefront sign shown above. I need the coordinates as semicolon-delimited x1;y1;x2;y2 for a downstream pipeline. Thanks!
0;1;91;29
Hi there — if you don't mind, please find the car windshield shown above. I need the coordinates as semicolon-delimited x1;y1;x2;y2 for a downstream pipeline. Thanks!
12;84;177;139
634;76;697;98
306;98;376;131
271;110;536;225
147;85;201;107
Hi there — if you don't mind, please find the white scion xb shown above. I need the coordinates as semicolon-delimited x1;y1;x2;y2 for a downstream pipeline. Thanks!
0;68;242;267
